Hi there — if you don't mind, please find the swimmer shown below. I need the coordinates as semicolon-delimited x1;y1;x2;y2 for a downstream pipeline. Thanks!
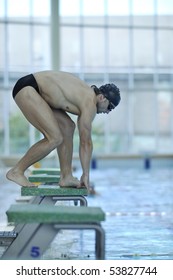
6;71;120;189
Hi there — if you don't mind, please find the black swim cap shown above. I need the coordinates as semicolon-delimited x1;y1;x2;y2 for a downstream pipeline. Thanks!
99;83;120;107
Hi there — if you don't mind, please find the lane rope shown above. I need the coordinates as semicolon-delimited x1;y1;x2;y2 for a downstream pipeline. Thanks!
106;211;170;217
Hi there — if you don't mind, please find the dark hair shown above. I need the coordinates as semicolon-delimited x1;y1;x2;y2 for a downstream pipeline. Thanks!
92;83;121;107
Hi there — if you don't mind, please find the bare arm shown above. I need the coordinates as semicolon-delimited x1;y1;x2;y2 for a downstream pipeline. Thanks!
77;107;96;189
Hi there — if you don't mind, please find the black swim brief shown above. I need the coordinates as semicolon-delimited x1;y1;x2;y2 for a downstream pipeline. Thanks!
12;74;40;99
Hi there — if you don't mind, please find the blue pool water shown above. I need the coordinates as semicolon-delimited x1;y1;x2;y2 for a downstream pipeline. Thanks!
0;167;173;260
42;168;173;260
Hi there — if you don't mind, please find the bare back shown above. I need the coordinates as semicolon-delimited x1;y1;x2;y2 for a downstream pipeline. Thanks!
34;71;95;116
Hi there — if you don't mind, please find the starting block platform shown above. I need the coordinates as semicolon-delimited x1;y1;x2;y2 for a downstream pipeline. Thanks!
21;185;88;206
30;168;61;175
1;204;105;260
28;174;60;183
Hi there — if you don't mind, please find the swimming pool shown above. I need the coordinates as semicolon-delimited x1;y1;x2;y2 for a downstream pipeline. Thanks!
39;168;173;260
0;167;173;260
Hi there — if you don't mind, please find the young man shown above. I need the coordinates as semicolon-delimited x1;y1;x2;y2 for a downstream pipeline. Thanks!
6;71;120;189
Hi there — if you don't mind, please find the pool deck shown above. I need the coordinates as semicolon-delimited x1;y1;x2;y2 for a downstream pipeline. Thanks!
0;167;173;260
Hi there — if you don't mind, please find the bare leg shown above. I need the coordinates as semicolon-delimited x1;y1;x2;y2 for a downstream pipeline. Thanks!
6;88;63;187
52;110;81;188
57;140;81;188
6;138;60;187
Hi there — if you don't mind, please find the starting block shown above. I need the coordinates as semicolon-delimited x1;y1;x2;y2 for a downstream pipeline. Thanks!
28;167;61;183
21;185;88;206
0;170;91;255
1;204;105;260
28;174;60;183
0;186;88;248
30;168;61;176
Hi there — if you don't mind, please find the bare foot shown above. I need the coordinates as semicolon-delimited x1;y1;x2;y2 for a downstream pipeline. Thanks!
59;176;82;188
6;168;37;187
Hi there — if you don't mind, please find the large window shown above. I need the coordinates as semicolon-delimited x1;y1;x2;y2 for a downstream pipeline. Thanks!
0;0;173;157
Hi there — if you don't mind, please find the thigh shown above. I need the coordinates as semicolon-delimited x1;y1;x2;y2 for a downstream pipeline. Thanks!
14;87;62;138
